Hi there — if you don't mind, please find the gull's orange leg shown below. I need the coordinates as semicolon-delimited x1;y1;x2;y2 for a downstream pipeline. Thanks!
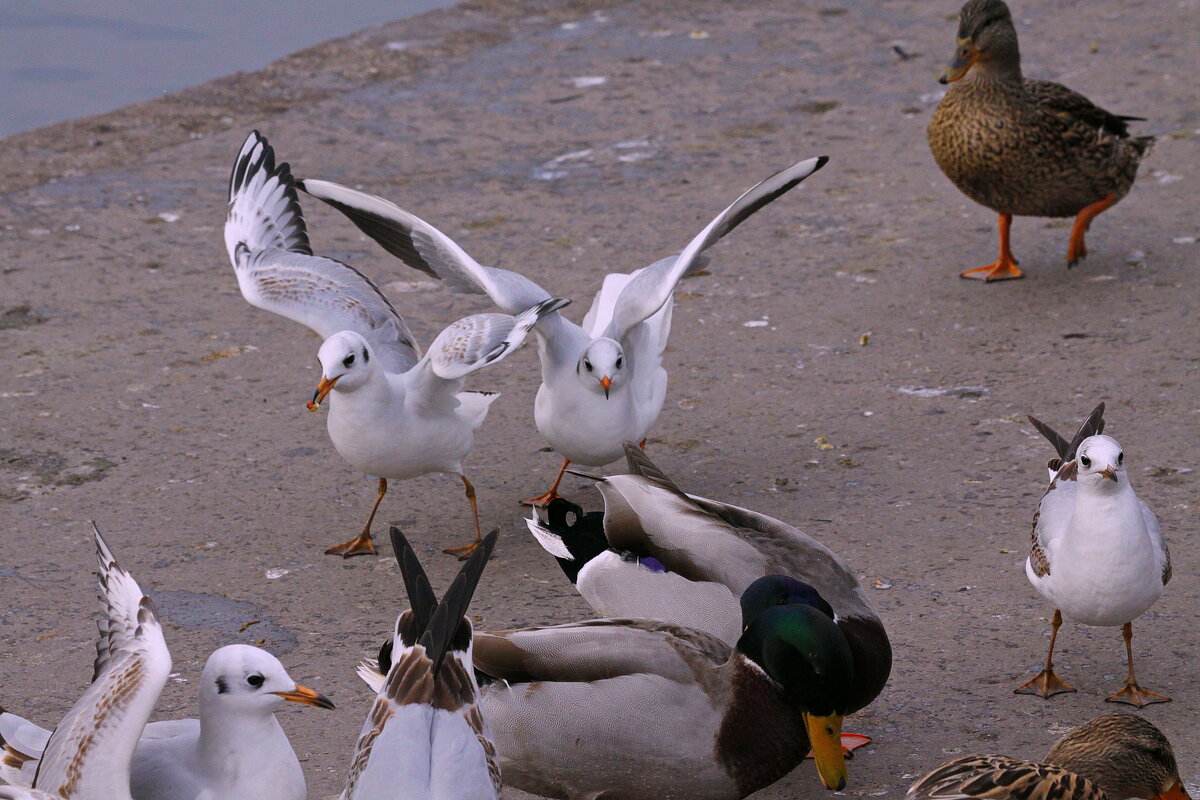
325;478;384;558
1067;193;1116;267
1015;609;1076;698
444;475;483;560
961;213;1023;282
521;458;570;508
1106;621;1170;707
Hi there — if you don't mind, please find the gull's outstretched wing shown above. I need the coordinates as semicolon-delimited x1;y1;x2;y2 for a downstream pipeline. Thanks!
604;156;828;342
299;178;555;317
31;527;171;800
226;131;422;374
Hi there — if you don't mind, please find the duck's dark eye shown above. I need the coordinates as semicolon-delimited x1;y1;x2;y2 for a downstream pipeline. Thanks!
1080;455;1091;468
342;353;355;368
1117;452;1123;465
247;674;264;688
584;360;593;372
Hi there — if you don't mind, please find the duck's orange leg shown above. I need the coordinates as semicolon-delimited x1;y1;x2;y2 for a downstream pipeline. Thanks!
1106;621;1170;707
325;478;384;557
962;214;1023;282
1067;194;1116;267
444;475;483;560
521;458;570;508
1015;609;1076;698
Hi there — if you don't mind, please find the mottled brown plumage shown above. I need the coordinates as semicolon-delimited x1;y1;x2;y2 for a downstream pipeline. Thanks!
927;0;1153;280
908;713;1190;800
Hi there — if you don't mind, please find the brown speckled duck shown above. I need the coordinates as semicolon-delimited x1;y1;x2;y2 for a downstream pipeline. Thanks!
927;0;1154;281
908;713;1191;800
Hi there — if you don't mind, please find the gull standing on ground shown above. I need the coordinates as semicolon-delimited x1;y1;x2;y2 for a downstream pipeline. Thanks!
224;131;568;556
0;527;171;800
342;527;500;800
1017;402;1173;707
299;155;828;505
2;644;334;800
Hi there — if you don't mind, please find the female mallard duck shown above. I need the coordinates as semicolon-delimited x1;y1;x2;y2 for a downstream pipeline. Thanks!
927;0;1154;281
1019;403;1172;707
469;574;866;799
908;712;1190;800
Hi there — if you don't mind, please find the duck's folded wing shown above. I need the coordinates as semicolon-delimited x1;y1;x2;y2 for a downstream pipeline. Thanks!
33;530;171;800
907;754;1103;800
299;179;555;316
603;156;827;342
473;619;728;684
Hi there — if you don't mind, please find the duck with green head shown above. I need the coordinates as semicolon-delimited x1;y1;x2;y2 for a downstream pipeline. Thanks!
468;574;873;799
927;0;1153;281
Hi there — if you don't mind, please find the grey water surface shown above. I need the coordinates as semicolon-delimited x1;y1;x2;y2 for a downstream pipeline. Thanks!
0;0;459;137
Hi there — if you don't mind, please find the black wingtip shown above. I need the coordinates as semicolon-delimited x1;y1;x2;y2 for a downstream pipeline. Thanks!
815;155;831;170
389;526;439;636
425;529;499;676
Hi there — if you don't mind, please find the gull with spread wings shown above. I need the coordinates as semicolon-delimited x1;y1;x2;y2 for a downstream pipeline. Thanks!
299;155;827;505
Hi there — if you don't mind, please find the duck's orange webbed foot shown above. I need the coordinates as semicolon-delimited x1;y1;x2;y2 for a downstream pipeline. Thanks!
1067;194;1116;267
962;213;1024;281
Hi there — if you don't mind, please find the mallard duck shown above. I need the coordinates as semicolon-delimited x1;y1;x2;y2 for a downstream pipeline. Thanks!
927;0;1154;281
298;157;827;506
469;574;867;799
343;527;501;800
224;131;567;557
527;445;891;670
908;713;1190;800
1018;403;1172;707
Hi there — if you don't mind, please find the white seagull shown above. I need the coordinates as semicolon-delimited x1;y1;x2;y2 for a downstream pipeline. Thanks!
0;526;171;800
224;131;568;556
298;155;828;505
342;527;500;800
2;644;334;800
1018;402;1173;707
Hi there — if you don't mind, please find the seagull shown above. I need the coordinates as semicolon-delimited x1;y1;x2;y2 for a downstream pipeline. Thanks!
298;155;828;505
1017;402;1173;707
0;526;171;800
341;527;500;800
3;644;334;800
224;131;568;556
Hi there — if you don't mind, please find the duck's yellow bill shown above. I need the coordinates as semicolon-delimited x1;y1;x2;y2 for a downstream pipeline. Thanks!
803;712;847;791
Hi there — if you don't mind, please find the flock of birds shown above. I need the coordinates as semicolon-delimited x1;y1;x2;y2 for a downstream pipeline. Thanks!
0;0;1185;799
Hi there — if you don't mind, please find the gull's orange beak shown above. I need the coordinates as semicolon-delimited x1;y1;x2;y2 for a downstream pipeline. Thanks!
273;684;335;709
1098;466;1118;483
939;40;979;83
306;376;338;412
1153;781;1192;800
600;375;612;399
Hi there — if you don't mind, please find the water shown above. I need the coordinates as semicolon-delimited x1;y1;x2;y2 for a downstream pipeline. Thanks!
0;0;459;138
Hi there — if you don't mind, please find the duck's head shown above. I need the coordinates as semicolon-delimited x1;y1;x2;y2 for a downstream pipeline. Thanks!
199;644;334;716
1045;713;1190;800
577;338;624;399
307;331;375;411
939;0;1021;84
1073;434;1126;491
738;576;854;791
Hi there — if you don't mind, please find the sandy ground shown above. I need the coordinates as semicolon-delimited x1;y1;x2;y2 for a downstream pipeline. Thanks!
1;0;1198;797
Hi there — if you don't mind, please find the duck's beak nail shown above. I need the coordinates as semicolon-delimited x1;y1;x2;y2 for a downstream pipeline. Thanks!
273;684;335;710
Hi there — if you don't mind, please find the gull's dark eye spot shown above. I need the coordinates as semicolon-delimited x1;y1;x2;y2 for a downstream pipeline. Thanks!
247;674;264;688
1117;452;1124;465
616;356;623;369
583;360;593;372
343;353;355;368
215;677;229;694
1080;455;1091;468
